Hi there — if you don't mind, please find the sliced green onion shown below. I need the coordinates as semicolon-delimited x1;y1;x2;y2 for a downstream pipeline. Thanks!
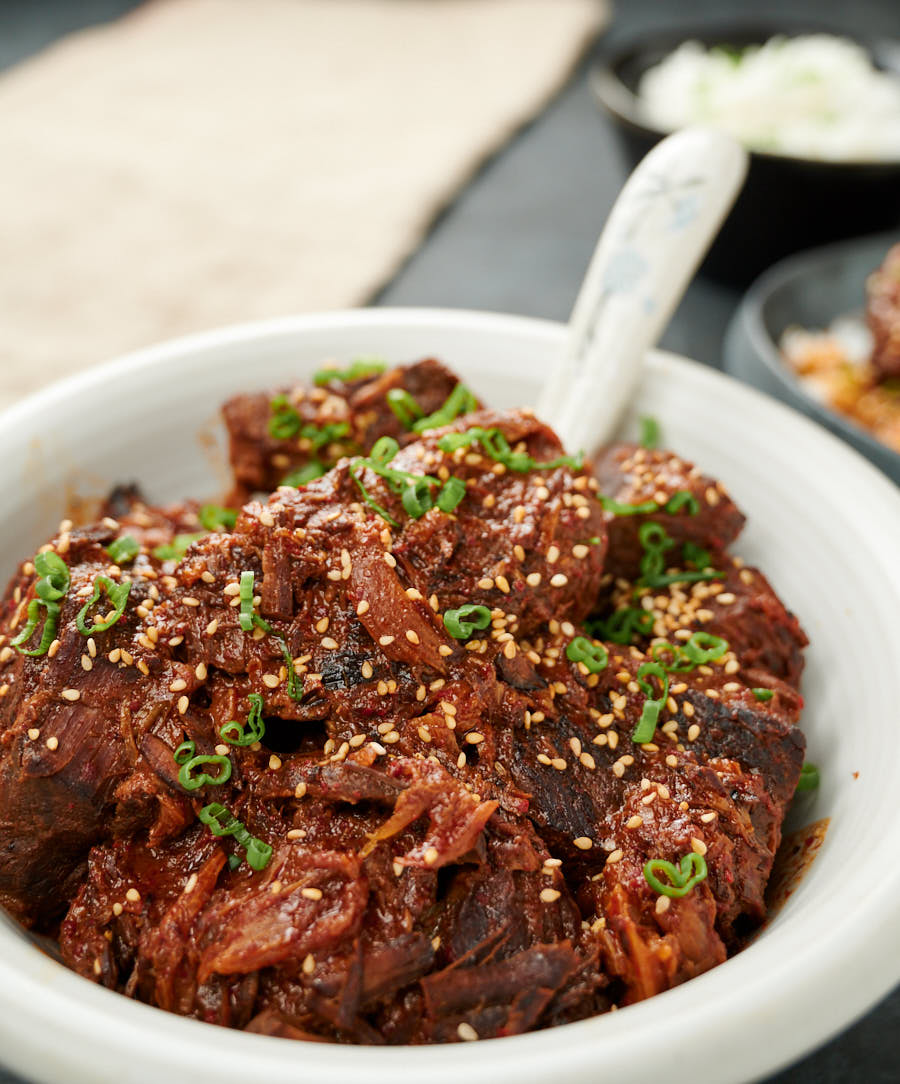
682;632;729;665
106;535;140;564
436;475;467;513
198;802;273;871
34;552;71;600
152;532;206;561
386;388;424;428
664;490;701;516
796;763;820;792
173;740;196;765
11;598;60;656
302;420;350;452
276;637;304;702
587;606;654;645
443;604;491;640
633;661;669;743
220;693;266;746
238;571;257;632
566;636;609;674
370;436;400;465
76;576;131;635
650;640;695;673
639;416;660;449
268;394;302;439
600;496;660;516
644;853;708;898
178;754;232;792
682;540;712;569
752;687;774;702
227;854;243;871
638;521;676;580
198;505;238;531
412;383;478;433
351;463;400;528
401;477;434;518
437;427;582;472
281;461;326;487
312;359;386;386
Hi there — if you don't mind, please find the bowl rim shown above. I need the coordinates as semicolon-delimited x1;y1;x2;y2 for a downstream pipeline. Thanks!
734;228;900;468
2;306;900;1084
590;19;900;169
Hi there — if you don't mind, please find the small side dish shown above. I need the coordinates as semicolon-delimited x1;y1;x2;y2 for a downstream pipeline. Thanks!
0;359;811;1044
637;34;900;162
781;243;900;452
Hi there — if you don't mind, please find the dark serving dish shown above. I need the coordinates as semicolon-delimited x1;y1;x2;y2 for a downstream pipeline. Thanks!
591;21;900;286
723;230;900;484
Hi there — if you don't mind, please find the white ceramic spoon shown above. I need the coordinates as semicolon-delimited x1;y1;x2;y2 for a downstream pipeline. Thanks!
537;127;747;453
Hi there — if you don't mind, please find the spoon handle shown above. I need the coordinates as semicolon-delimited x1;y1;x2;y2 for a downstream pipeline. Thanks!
537;127;747;453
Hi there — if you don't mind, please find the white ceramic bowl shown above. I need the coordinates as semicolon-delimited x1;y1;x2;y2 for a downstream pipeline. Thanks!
1;309;899;1084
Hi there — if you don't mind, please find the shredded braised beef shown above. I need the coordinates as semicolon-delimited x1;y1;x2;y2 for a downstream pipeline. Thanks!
0;360;806;1043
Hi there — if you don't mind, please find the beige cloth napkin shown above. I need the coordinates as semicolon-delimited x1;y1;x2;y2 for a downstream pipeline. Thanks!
0;0;606;409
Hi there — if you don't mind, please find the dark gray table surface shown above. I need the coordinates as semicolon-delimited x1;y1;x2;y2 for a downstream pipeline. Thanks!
1;0;898;1081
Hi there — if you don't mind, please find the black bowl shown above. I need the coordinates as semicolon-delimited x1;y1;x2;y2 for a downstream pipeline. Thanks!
723;230;900;484
592;21;900;286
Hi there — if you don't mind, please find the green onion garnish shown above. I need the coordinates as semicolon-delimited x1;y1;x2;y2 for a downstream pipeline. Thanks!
276;636;304;702
34;551;70;601
565;636;609;674
437;427;583;473
198;802;273;871
632;661;669;743
443;604;492;640
351;437;466;526
312;358;386;386
386;388;424;428
643;853;708;898
586;606;654;645
281;461;327;487
412;383;478;433
650;640;696;673
11;598;60;657
639;416;660;449
682;631;729;665
638;521;676;581
174;740;196;764
220;693;266;746
752;687;774;702
600;496;660;515
106;535;140;564
796;763;820;792
268;394;302;440
238;571;257;632
198;505;238;531
682;540;712;569
76;576;132;635
152;532;206;561
178;753;232;792
665;490;701;515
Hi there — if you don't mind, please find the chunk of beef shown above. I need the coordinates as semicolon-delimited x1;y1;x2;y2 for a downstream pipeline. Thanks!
867;243;900;381
593;444;745;580
223;358;470;502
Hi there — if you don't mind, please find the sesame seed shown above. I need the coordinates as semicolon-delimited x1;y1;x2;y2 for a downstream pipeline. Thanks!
502;640;516;660
606;849;624;865
327;569;342;581
406;629;420;645
683;702;695;718
262;673;279;688
572;544;589;559
61;688;80;702
379;635;395;646
269;754;282;770
125;888;141;903
27;728;39;740
321;637;339;650
687;724;700;741
45;736;59;751
477;577;494;590
465;732;484;745
626;814;643;829
573;836;593;850
550;573;568;588
177;696;189;715
224;582;240;596
691;837;708;856
301;887;322;900
656;895;671;915
424;846;439;865
438;644;453;657
495;575;510;594
551;757;567;771
112;902;123;916
294;782;308;799
418;726;432;742
383;730;400;744
540;888;561;903
457;1022;479;1042
383;553;397;568
302;954;316;975
665;754;678;768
